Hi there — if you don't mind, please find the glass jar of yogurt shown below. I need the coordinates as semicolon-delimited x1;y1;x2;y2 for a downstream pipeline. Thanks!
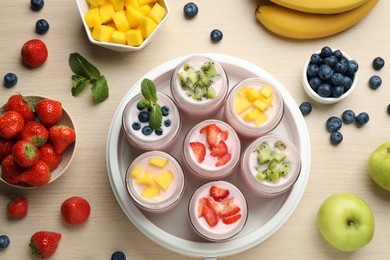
170;55;229;119
182;119;241;180
125;151;185;213
188;180;248;242
240;134;301;197
224;77;284;140
122;91;181;151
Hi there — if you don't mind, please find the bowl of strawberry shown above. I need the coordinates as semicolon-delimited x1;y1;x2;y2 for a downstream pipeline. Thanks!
0;94;77;188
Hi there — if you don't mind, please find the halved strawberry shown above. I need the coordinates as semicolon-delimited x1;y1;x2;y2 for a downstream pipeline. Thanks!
215;152;231;167
210;185;229;202
222;213;242;225
190;142;206;163
220;199;241;218
206;124;221;148
220;131;228;141
210;141;228;157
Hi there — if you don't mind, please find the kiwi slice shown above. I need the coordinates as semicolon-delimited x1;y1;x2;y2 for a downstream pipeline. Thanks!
278;161;292;176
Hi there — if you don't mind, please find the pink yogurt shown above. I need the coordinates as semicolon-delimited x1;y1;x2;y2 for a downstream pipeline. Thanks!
183;119;241;180
188;181;248;241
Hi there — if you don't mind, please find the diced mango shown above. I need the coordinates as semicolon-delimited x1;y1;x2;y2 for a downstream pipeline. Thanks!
140;4;152;16
87;0;106;7
110;0;125;11
253;99;268;112
237;87;247;97
91;24;102;40
125;29;144;46
260;85;273;99
234;96;252;115
136;171;153;185
111;30;127;44
131;165;143;178
253;110;267;126
125;0;140;9
140;16;157;39
84;8;102;28
99;2;115;23
138;0;158;5
97;25;115;41
141;185;160;199
112;11;130;31
149;157;168;168
245;87;260;102
153;170;174;191
126;6;144;28
148;2;166;24
243;108;257;122
259;94;273;105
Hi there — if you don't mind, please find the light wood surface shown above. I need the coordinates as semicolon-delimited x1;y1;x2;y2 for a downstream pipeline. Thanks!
2;0;390;259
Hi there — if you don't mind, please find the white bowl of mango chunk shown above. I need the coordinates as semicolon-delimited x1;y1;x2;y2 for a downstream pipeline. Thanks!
75;0;170;52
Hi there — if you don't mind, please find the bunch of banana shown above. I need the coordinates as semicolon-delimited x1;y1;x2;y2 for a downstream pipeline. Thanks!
255;0;379;39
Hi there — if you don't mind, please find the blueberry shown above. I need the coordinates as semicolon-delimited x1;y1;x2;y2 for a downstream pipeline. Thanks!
324;56;338;68
347;60;359;74
330;131;343;145
30;0;44;11
210;29;223;43
111;251;126;260
331;86;344;98
355;112;369;127
35;19;49;34
310;53;322;64
317;83;332;97
334;61;348;74
318;64;333;80
308;77;322;91
183;2;198;18
326;116;342;132
306;64;319;77
333;50;343;60
155;128;163;136
142;126;153;136
164;119;171;127
373;57;385;71
299;102;312;116
369;75;382;89
161;106;169;116
342;76;353;90
0;235;10;249
132;122;141;130
3;73;18;88
331;73;344;86
387;104;390;115
341;109;355;124
320;46;333;58
136;102;144;110
138;111;149;123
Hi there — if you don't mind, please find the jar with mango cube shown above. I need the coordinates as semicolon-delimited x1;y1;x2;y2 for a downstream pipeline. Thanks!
125;151;185;213
223;78;284;140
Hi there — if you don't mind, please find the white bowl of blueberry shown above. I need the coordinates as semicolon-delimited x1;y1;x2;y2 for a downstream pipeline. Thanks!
302;46;358;104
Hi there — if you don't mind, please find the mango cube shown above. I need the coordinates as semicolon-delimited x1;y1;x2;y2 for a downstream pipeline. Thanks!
99;2;115;23
84;8;102;28
97;25;115;41
136;171;153;185
253;99;268;111
87;0;106;7
153;170;174;191
91;24;102;40
245;87;260;102
234;96;252;115
111;30;127;44
131;165;143;178
253;110;267;126
125;29;144;46
138;0;158;5
260;85;273;98
237;87;247;97
140;4;152;16
125;6;144;28
141;185;160;199
140;16;157;38
259;94;273;105
148;2;166;24
149;157;168;168
125;0;140;9
110;0;125;11
112;11;130;31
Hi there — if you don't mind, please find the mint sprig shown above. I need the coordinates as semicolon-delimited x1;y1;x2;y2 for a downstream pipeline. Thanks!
140;79;162;130
68;52;109;103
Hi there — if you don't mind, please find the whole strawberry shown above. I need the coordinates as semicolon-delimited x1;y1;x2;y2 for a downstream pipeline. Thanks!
29;231;61;259
17;160;51;187
7;197;28;218
61;196;91;225
39;143;62;171
21;121;49;148
36;99;62;127
0;111;25;139
21;39;48;67
1;154;23;185
12;140;40;168
49;125;76;154
0;138;14;161
5;94;35;123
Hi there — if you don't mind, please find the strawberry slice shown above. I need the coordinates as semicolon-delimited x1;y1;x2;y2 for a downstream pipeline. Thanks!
210;141;228;157
202;200;218;227
198;197;207;218
220;199;241;218
190;142;206;163
222;213;242;225
206;124;221;148
220;131;228;141
215;152;231;167
210;185;229;202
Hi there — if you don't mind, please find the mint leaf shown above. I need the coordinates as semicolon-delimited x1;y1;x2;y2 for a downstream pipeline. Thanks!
149;103;162;130
71;75;91;96
69;53;100;79
137;99;151;109
91;76;109;103
141;79;158;103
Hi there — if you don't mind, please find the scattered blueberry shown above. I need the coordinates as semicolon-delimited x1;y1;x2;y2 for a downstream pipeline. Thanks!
355;112;369;127
3;73;18;88
326;116;342;132
111;251;126;260
317;83;332;97
330;131;343;145
210;29;223;43
138;111;149;123
299;102;312;116
0;235;10;249
30;0;44;11
183;2;198;18
373;57;385;71
369;75;382;89
136;102;144;110
161;106;169;116
387;104;390;115
142;126;153;136
155;129;163;136
132;122;141;130
341;110;355;124
35;19;50;34
164;119;171;127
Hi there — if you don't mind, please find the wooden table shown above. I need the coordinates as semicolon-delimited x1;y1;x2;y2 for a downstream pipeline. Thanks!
1;1;390;259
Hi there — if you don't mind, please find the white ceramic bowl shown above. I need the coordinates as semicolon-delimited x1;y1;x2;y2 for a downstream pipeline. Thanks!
0;95;77;189
75;0;170;52
302;49;358;104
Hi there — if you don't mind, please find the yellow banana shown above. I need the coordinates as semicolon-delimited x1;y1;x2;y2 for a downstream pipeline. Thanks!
270;0;370;14
256;0;378;39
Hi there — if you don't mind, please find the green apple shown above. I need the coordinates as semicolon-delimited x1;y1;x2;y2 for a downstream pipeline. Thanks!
317;193;375;252
368;141;390;191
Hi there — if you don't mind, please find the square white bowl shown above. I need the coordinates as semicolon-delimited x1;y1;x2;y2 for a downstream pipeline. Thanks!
75;0;170;52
